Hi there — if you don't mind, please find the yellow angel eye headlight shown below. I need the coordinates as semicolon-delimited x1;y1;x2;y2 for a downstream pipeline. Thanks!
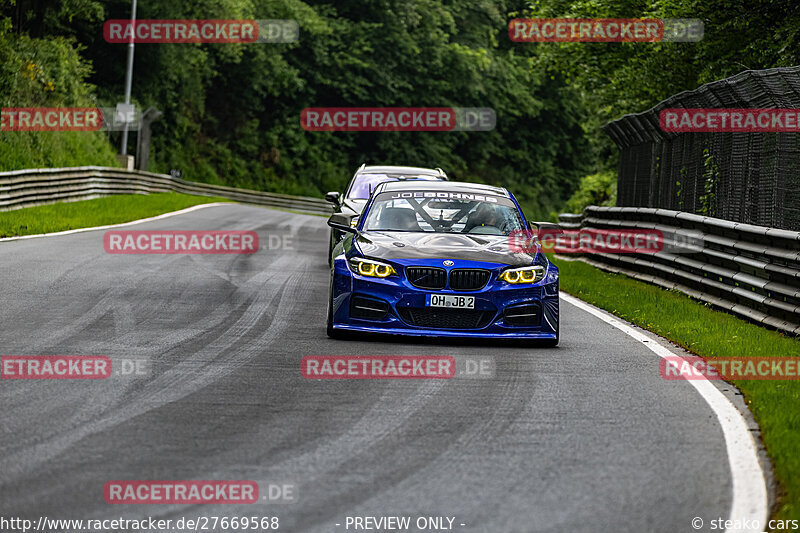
351;258;396;278
501;266;544;284
358;262;375;276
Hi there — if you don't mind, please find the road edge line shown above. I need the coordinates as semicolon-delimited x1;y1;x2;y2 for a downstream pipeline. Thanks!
561;292;769;533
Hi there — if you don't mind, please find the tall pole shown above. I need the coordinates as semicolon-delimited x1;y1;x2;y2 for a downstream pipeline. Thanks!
120;0;137;155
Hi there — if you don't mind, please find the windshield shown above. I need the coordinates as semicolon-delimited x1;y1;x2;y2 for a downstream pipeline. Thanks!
347;173;440;199
362;191;524;235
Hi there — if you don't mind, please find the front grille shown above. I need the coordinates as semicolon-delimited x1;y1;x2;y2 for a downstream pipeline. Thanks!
350;295;389;320
503;303;541;326
398;308;494;329
449;269;491;291
406;267;447;289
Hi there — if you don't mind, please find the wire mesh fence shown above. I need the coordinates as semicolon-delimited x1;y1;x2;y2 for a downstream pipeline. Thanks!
603;66;800;231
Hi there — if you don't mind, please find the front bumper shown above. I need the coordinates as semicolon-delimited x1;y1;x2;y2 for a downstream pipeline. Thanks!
330;256;559;339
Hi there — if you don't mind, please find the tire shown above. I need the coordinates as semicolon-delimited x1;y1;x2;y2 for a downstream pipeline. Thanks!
328;229;336;266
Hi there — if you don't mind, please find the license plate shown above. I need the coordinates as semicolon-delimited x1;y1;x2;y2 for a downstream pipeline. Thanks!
426;294;475;309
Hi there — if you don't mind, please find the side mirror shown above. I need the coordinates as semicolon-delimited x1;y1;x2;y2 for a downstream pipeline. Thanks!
328;213;357;233
324;191;340;204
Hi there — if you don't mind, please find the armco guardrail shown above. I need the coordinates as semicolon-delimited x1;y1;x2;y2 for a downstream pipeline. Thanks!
0;167;332;215
558;206;800;335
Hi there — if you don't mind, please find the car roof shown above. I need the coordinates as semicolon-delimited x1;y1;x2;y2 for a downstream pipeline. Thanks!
376;180;509;197
357;165;446;177
345;171;446;200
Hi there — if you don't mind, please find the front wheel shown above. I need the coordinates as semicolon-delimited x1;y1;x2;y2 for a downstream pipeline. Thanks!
327;229;336;266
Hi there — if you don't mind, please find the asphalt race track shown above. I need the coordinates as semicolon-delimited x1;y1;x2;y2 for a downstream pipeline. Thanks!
0;204;749;532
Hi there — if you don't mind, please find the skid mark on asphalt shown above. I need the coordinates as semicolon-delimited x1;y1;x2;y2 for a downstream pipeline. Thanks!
0;254;312;482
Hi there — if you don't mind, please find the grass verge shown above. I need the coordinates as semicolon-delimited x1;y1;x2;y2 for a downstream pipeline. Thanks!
553;257;800;525
0;193;232;237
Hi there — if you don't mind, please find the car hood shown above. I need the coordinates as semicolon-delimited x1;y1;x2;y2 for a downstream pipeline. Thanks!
354;231;538;267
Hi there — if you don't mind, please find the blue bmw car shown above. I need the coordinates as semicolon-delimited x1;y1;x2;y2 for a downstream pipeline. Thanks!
326;181;559;345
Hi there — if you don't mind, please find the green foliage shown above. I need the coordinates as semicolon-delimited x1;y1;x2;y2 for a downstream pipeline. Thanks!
4;0;589;220
3;0;800;216
700;147;719;217
0;10;117;169
0;130;118;169
523;0;800;168
676;166;686;210
564;170;616;213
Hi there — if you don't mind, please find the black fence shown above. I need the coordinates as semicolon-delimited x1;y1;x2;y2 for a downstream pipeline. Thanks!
603;66;800;231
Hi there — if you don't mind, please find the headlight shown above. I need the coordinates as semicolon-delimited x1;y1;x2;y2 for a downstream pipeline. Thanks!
499;265;545;284
349;257;396;278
